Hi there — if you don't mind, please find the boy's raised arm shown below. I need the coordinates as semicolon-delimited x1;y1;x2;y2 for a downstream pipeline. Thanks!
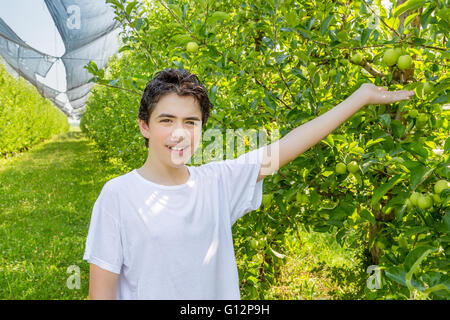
257;83;415;182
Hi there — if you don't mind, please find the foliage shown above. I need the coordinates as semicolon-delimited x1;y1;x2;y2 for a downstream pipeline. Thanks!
0;61;70;158
81;0;450;299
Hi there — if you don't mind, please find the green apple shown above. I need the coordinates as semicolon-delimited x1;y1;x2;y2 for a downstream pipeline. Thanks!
432;193;442;204
337;30;348;42
397;54;413;70
347;161;359;174
408;109;418;118
329;68;337;78
417;193;433;210
405;198;414;210
399;237;408;249
383;48;399;66
186;41;198;53
250;239;259;249
415;113;428;129
351;53;363;64
336;162;347;174
432;105;441;113
423;82;433;94
262;194;273;207
376;239;386;250
393;47;403;57
409;191;420;206
434;179;449;194
301;194;309;203
296;191;303;203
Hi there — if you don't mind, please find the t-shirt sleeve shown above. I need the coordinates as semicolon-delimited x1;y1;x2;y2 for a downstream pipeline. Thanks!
83;182;123;274
217;146;265;226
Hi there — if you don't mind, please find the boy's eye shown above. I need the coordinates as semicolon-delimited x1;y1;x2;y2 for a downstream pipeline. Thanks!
160;119;196;125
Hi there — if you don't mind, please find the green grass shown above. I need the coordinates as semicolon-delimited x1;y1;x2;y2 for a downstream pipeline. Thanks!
0;125;122;299
0;126;365;299
264;228;366;299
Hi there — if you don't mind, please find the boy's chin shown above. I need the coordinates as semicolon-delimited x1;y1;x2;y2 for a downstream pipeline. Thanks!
167;155;191;167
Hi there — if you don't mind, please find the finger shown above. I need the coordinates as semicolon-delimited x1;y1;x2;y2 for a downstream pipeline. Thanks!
385;91;409;103
397;89;415;95
392;90;415;100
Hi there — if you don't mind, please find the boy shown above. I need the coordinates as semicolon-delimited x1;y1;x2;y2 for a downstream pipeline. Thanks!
83;68;414;299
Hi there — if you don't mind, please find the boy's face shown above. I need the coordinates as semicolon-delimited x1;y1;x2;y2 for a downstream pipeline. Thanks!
139;92;203;167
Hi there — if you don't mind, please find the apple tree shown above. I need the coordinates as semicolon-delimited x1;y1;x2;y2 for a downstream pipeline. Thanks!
82;0;449;299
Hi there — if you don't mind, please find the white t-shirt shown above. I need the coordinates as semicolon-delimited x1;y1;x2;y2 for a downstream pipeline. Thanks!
83;147;265;299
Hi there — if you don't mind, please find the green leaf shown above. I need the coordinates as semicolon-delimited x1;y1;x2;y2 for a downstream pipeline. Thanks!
444;137;450;153
118;45;133;53
168;4;183;18
263;91;277;114
391;119;405;138
209;85;218;104
402;142;429;159
270;246;286;259
106;0;124;11
393;0;426;18
423;284;449;295
320;14;335;36
276;54;289;64
437;212;450;233
409;163;434;191
421;5;435;29
359;208;376;224
405;245;435;271
135;18;144;31
405;245;436;290
385;266;407;287
171;34;193;45
291;68;307;80
360;28;373;46
126;1;138;16
297;28;312;39
404;12;419;28
206;11;230;25
335;228;346;246
403;226;429;237
108;79;119;86
371;174;405;206
366;137;386;148
378;114;391;128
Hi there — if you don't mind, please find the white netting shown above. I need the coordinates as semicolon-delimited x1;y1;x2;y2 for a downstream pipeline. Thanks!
0;0;122;121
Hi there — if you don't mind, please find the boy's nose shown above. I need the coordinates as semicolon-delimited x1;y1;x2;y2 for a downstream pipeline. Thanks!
169;128;190;142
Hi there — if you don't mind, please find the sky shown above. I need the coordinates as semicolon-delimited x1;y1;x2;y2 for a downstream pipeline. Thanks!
0;0;67;91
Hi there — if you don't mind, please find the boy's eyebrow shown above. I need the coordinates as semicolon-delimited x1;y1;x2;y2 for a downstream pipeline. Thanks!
156;113;201;121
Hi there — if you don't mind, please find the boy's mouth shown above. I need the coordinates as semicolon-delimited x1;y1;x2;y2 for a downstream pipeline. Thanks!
166;144;188;154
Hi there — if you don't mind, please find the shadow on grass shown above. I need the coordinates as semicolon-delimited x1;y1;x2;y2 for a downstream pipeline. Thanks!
311;260;368;300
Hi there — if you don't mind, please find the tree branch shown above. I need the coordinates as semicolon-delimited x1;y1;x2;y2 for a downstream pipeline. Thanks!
361;0;401;37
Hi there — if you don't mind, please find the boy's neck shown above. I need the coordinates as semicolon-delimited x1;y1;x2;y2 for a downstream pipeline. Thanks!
137;157;190;186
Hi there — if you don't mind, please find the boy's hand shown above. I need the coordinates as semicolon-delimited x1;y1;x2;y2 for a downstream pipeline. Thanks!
355;83;415;106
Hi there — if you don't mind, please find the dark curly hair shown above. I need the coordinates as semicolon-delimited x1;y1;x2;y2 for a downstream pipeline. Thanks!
138;68;213;148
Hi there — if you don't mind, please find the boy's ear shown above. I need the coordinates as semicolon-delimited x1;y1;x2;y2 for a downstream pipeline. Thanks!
138;118;150;138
